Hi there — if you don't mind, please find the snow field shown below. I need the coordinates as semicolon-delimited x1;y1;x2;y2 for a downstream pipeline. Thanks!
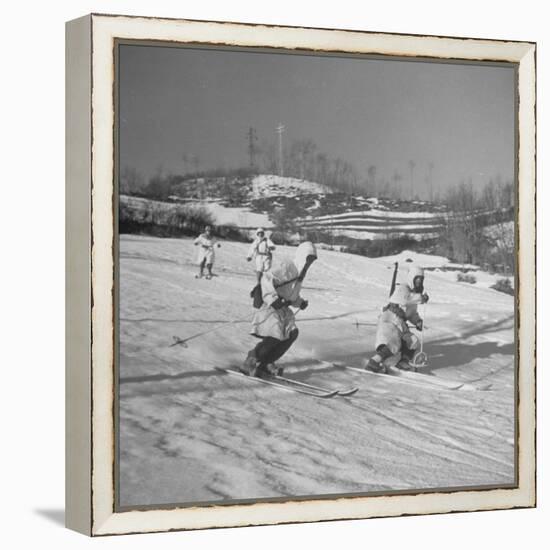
118;235;515;507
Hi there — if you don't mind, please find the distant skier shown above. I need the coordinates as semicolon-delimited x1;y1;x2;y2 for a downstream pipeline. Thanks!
247;227;276;283
364;265;429;373
242;241;317;378
193;225;220;279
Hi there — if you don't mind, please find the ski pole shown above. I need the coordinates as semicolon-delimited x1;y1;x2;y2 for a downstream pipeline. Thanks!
170;313;251;347
411;301;428;367
419;302;426;353
171;301;304;348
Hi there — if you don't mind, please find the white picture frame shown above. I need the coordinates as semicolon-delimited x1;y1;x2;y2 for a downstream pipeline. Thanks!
65;13;536;537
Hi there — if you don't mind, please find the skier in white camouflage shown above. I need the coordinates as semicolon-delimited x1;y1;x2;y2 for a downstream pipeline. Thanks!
242;241;317;378
364;265;429;373
193;225;220;279
247;228;276;283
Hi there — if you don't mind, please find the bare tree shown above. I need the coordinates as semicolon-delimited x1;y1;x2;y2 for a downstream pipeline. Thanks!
428;161;435;202
181;153;189;175
391;171;403;200
341;161;356;200
120;166;145;195
443;181;479;265
331;158;344;190
301;139;317;181
192;155;200;175
315;152;329;187
276;124;285;176
367;165;377;196
408;160;416;201
480;178;514;272
259;140;278;174
274;138;322;182
378;178;390;198
246;127;258;170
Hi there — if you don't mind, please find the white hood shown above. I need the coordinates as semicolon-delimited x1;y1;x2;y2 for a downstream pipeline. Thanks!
269;242;317;286
294;241;317;274
407;265;425;289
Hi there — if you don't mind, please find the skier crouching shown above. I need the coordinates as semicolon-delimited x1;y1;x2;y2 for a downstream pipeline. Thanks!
364;266;429;373
242;241;317;378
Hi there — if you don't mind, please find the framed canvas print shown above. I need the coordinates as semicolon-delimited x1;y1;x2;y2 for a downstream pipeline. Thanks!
65;13;536;536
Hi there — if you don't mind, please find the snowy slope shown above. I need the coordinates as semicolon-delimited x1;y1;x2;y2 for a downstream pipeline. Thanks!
190;199;273;229
121;194;273;230
118;235;515;507
378;250;514;290
377;250;452;268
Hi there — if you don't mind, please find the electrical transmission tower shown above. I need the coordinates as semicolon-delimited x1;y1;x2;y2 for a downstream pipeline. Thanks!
247;127;258;169
276;123;285;177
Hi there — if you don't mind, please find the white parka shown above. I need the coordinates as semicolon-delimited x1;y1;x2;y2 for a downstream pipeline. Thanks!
251;242;317;340
374;265;425;355
194;233;218;264
247;231;276;272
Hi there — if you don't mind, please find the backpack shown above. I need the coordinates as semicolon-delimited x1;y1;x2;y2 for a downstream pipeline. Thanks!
250;284;263;309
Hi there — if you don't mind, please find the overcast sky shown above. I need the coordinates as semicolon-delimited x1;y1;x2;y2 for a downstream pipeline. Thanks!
119;43;515;193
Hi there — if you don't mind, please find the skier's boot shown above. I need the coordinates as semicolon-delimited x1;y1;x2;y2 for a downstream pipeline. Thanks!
241;351;269;378
251;363;269;378
363;344;392;373
265;363;284;377
398;346;417;371
396;359;416;372
363;357;387;374
241;351;260;376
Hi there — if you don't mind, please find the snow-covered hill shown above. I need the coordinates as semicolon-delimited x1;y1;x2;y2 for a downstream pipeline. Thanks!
118;235;515;507
251;174;330;198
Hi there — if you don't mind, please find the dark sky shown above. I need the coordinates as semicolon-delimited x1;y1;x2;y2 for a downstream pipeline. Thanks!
119;43;515;193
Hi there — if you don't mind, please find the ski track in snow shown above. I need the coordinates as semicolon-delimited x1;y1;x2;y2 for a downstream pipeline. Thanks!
118;235;515;507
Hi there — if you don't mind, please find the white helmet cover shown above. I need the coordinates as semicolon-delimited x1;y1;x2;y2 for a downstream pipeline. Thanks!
294;241;317;274
256;227;265;235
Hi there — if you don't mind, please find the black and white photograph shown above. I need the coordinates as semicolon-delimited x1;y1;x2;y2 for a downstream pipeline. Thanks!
116;41;518;509
2;0;546;544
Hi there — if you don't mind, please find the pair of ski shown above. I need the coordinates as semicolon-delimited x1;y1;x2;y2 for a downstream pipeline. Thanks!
217;360;491;398
216;366;359;399
329;361;492;392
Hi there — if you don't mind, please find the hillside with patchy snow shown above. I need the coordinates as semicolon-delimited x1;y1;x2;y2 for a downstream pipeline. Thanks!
251;174;330;198
122;173;513;250
118;235;515;507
